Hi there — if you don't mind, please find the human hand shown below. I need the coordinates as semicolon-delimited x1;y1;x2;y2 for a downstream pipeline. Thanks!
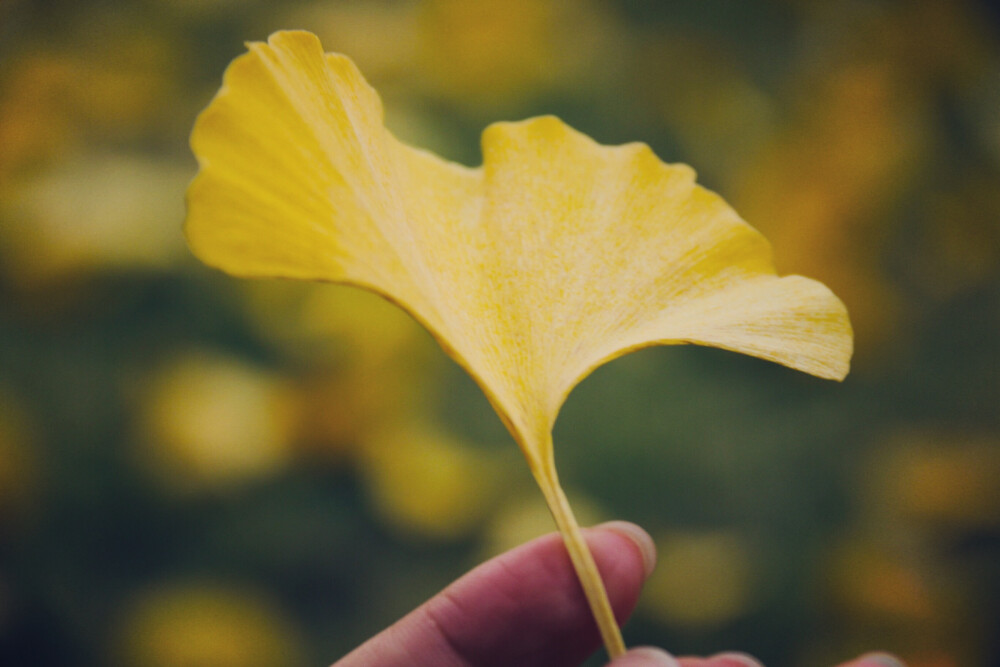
333;522;904;667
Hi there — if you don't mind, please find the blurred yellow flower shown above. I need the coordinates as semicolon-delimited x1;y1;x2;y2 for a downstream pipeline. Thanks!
362;425;505;541
242;282;429;368
240;282;439;462
185;31;852;655
875;432;1000;527
481;491;606;559
138;351;298;490
641;530;758;628
115;582;304;667
0;33;175;181
1;153;191;286
827;538;937;621
280;1;421;85
0;55;79;178
414;0;622;110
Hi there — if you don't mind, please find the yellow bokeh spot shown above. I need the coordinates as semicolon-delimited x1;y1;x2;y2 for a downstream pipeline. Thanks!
480;491;606;558
0;30;175;183
281;1;421;85
641;530;757;628
2;153;190;285
827;539;936;620
416;0;622;109
115;582;303;667
138;352;297;489
876;432;1000;527
362;426;504;540
241;282;429;368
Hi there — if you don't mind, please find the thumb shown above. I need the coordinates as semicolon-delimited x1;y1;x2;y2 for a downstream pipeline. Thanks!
335;521;657;667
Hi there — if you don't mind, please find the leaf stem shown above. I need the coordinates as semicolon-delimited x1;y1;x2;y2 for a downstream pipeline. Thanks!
534;461;626;660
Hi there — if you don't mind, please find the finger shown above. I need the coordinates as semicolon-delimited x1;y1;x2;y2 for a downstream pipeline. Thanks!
334;521;657;667
839;653;906;667
673;651;905;667
675;654;762;667
609;646;682;666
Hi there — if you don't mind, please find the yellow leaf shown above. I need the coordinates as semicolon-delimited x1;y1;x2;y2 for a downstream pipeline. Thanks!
185;30;853;658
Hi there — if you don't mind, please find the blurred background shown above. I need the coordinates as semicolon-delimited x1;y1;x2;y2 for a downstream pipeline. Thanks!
1;0;999;665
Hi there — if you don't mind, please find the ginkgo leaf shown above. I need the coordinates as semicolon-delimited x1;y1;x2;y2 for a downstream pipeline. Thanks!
185;30;853;659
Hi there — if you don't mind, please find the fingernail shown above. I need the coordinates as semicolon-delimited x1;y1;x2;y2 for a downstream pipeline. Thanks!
855;653;906;667
599;521;657;578
614;646;680;666
709;652;765;667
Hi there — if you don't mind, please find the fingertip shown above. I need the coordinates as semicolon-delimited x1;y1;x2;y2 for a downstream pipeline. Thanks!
610;646;681;666
595;521;657;578
849;653;906;667
707;652;765;667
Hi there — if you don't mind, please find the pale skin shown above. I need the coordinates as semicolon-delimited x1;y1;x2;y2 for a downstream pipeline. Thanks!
333;522;905;667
